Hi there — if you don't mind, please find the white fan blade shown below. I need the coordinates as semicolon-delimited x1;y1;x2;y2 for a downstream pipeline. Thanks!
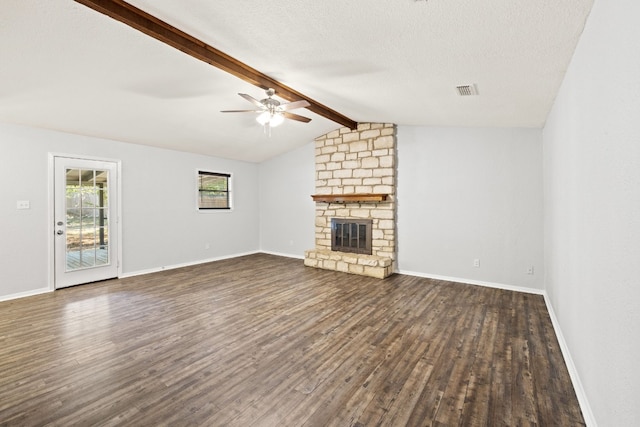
283;112;312;123
280;100;311;111
238;93;265;108
221;109;261;113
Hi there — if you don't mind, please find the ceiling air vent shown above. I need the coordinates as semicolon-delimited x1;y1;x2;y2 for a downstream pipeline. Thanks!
456;84;478;96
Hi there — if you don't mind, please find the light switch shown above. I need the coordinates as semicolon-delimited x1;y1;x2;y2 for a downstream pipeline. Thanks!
16;200;30;210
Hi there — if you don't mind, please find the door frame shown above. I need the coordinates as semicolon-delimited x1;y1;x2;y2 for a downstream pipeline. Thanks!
48;153;123;291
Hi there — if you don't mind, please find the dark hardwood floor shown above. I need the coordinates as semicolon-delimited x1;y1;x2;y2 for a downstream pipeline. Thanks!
0;253;584;426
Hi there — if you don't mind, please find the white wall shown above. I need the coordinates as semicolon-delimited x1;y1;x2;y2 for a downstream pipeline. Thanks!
397;126;544;290
258;126;544;291
258;142;315;257
0;123;260;300
543;0;640;425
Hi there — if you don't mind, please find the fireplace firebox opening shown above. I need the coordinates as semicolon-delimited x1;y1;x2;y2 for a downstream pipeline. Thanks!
331;218;373;255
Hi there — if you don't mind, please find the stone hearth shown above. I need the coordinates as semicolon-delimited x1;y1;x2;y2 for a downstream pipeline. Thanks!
304;123;396;278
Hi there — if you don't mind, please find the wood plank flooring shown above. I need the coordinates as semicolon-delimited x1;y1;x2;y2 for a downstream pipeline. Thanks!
0;253;584;426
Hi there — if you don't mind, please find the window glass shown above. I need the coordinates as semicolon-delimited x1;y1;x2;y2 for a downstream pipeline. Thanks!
198;171;231;210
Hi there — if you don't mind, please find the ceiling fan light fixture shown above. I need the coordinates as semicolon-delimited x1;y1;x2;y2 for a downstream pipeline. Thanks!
270;112;285;127
256;110;284;127
256;111;271;125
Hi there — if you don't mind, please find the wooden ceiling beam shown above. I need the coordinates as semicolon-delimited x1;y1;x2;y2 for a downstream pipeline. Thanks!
73;0;358;130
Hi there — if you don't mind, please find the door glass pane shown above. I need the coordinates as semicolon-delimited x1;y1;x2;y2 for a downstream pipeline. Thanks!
65;168;110;272
81;208;96;227
96;226;109;266
80;230;97;269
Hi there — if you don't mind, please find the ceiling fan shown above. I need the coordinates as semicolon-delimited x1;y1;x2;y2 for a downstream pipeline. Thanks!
221;88;311;130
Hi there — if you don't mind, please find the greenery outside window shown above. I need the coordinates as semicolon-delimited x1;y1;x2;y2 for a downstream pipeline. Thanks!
198;171;231;210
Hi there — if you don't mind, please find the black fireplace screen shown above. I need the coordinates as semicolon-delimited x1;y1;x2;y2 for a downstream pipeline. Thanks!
331;218;373;255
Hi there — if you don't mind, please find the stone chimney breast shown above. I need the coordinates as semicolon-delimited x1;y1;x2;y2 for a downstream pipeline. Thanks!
304;123;397;278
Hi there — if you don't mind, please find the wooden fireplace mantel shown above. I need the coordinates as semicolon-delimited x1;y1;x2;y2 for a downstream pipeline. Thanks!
311;193;389;203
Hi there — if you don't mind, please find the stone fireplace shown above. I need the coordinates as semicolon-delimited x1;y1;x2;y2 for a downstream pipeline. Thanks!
304;123;396;278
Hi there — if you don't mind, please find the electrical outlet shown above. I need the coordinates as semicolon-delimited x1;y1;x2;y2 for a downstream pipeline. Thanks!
473;259;480;268
527;266;534;275
16;200;30;210
204;243;210;250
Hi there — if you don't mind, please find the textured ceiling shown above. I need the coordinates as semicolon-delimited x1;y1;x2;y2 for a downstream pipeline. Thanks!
0;0;594;162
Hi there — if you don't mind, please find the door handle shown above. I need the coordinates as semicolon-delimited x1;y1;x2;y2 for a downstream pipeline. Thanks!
56;230;64;235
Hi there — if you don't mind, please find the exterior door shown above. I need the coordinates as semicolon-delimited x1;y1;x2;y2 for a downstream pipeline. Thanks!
54;157;118;288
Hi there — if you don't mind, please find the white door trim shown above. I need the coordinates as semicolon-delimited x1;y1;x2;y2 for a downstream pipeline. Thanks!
48;153;123;290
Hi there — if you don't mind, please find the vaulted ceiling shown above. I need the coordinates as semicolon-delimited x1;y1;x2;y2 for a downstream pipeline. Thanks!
0;0;594;162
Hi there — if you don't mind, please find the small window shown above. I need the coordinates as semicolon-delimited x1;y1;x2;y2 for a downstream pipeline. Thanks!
198;171;231;210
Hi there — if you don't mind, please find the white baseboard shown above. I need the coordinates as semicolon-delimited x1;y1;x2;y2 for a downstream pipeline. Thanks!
543;293;596;427
119;250;260;279
397;269;544;295
259;250;305;260
0;287;52;303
